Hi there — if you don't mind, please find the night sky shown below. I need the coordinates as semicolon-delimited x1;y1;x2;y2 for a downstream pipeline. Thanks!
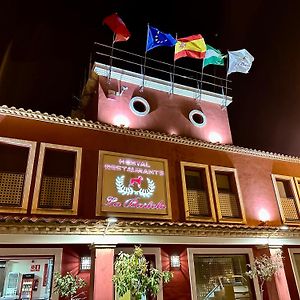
0;1;300;156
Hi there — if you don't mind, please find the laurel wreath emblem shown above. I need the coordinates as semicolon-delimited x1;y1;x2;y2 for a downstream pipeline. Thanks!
115;176;156;198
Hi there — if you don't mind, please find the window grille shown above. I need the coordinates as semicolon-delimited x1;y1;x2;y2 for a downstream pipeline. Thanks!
273;175;300;224
32;143;82;215
38;176;73;209
211;166;246;224
181;162;216;222
0;172;25;207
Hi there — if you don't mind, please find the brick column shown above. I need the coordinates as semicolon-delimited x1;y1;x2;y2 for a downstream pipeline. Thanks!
89;245;115;300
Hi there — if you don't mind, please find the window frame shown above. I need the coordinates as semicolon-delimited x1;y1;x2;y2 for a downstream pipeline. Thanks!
187;247;260;300
31;142;82;215
0;137;36;214
180;161;216;222
211;166;246;224
271;174;300;225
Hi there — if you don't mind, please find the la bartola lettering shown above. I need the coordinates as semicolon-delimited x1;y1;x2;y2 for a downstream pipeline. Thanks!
105;196;166;210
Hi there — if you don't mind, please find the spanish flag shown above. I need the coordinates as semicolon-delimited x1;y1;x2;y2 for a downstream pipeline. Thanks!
174;34;206;61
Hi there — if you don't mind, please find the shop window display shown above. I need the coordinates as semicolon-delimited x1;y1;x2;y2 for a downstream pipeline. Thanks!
0;257;53;300
193;254;254;300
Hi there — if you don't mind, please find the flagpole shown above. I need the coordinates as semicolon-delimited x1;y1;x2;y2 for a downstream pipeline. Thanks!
108;33;115;82
223;51;229;109
171;33;178;94
141;23;149;91
198;60;204;105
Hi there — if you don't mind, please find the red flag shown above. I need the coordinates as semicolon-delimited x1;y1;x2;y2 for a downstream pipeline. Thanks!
103;13;131;42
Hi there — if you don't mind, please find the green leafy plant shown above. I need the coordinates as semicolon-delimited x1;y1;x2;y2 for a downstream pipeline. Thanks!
54;272;87;300
245;250;283;298
113;246;173;300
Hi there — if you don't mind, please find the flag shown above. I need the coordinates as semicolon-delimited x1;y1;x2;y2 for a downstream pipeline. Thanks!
103;13;131;42
203;45;225;68
227;49;254;75
146;26;177;52
174;34;206;61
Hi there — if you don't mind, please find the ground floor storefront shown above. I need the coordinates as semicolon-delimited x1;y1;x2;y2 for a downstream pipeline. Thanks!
1;220;300;300
0;244;299;300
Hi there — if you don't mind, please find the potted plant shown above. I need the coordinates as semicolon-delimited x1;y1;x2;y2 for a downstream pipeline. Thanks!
113;246;173;300
54;272;87;300
245;250;283;299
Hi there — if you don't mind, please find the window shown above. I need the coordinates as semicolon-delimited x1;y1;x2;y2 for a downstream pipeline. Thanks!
272;174;300;224
31;143;82;215
129;97;150;116
180;162;216;222
0;137;36;213
211;166;246;224
188;248;260;300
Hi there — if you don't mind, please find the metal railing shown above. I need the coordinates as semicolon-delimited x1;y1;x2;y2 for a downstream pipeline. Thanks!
92;42;232;97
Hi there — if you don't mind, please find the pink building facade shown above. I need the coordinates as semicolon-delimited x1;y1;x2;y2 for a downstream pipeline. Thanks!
0;62;300;300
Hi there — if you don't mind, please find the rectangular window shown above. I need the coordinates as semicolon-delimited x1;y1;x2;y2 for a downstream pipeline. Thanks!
180;162;216;222
211;166;246;224
31;143;82;215
188;248;260;300
272;174;300;224
0;137;36;213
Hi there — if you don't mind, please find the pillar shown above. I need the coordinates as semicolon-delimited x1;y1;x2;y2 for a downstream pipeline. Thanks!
254;246;291;300
270;246;291;300
89;245;115;300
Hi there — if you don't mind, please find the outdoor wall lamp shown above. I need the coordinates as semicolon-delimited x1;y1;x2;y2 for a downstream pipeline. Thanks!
103;217;118;235
258;208;270;226
80;256;91;271
170;254;180;269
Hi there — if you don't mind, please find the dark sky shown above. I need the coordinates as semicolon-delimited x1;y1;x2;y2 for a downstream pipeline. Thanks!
0;1;300;156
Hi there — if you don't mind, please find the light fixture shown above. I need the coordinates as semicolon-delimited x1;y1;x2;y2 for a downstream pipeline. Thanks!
209;131;222;143
258;208;270;225
106;217;118;225
113;115;130;127
103;217;118;236
80;256;91;271
280;225;289;230
170;255;180;269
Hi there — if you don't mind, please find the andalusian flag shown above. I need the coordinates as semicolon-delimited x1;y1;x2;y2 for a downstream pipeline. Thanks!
203;45;225;68
174;34;206;61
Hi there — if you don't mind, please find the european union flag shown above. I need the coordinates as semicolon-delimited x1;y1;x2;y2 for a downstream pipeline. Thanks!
146;26;177;52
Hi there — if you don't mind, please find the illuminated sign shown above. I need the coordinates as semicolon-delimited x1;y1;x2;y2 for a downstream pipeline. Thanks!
97;151;171;219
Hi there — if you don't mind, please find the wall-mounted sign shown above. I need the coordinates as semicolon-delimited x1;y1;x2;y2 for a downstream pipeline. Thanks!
30;264;40;272
97;151;171;219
